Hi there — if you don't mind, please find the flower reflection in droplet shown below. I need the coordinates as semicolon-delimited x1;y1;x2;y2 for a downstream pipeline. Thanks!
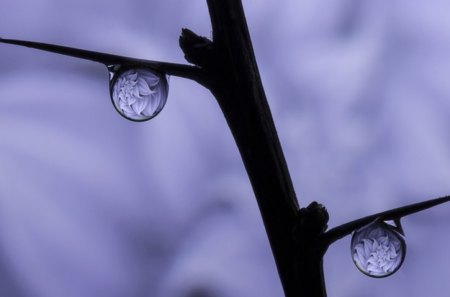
110;68;168;121
351;222;406;277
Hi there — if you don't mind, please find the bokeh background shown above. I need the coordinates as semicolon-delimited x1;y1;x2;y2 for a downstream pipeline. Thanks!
1;0;450;296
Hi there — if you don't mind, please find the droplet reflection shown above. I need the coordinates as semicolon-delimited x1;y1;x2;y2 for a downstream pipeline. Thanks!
351;221;406;277
110;68;168;121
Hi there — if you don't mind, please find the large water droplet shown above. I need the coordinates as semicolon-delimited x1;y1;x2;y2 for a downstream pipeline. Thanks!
110;68;168;121
351;221;406;277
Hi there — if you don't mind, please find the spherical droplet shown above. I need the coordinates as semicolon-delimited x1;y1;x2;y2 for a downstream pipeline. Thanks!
351;221;406;277
110;68;168;121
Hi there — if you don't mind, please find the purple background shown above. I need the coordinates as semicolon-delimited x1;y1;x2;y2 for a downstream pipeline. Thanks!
1;0;450;296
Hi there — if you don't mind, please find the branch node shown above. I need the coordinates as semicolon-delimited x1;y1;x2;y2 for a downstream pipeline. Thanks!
294;202;329;243
179;28;214;68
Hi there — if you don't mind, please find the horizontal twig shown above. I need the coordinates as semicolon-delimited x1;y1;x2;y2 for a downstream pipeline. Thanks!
323;195;450;246
0;37;206;83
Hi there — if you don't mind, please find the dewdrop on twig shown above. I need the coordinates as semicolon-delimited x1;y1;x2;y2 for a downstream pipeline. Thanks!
351;221;406;277
110;68;169;121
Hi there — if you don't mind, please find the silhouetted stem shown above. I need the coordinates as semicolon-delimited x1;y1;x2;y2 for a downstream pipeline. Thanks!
0;38;206;84
181;1;307;296
324;196;450;246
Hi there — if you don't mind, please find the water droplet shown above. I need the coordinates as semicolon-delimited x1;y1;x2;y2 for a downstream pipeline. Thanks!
351;221;406;277
110;68;168;121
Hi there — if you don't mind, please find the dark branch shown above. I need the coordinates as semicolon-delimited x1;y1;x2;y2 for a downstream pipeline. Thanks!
0;37;206;84
324;195;450;246
196;1;302;296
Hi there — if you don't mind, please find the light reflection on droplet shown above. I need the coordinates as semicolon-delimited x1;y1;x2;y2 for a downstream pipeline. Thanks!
110;68;168;121
351;221;406;278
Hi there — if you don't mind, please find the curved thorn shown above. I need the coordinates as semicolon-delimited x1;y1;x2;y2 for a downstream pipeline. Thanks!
323;195;450;246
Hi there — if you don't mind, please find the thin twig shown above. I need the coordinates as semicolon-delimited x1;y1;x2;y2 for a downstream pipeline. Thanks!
323;195;450;246
0;37;206;84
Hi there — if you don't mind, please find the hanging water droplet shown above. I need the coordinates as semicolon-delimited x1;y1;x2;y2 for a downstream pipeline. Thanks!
110;68;168;121
351;221;406;278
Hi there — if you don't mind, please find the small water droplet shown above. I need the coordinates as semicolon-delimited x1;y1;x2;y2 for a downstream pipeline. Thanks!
351;221;406;277
110;68;168;121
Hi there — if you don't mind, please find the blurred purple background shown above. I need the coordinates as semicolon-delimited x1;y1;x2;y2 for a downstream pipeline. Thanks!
1;0;450;296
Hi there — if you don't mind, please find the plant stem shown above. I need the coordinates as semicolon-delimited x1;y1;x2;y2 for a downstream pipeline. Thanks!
324;195;450;245
0;37;205;83
180;0;316;296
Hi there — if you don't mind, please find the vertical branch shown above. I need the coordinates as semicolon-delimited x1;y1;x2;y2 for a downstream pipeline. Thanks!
203;0;299;213
181;1;327;296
